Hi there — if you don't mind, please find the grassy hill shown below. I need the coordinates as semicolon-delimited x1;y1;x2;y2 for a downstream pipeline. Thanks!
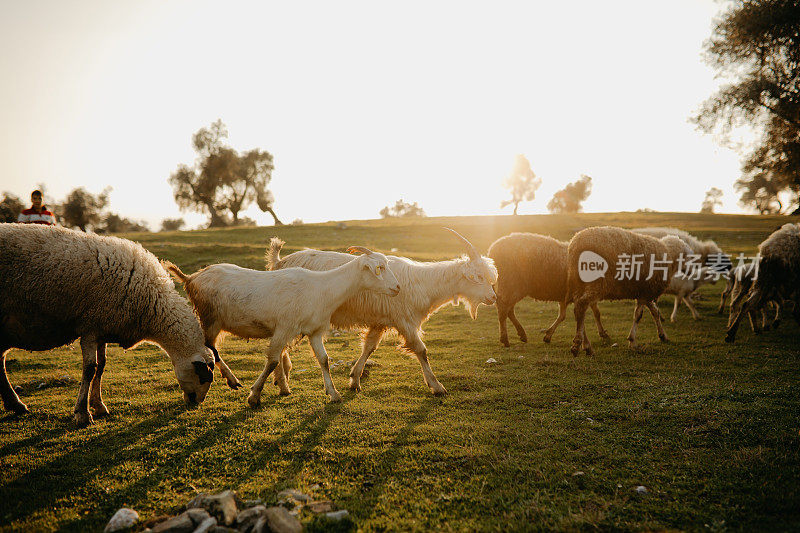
1;212;798;531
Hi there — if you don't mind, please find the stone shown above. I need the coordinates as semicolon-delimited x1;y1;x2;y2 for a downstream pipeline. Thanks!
325;510;350;521
151;513;194;533
185;508;211;525
236;505;267;533
634;485;648;494
104;508;139;532
209;528;239;533
485;358;498;364
192;516;217;533
265;506;302;533
187;490;239;526
307;501;334;513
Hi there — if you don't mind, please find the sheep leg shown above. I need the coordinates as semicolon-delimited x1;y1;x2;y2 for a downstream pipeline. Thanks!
647;301;669;342
543;301;567;343
717;282;731;314
349;327;385;392
726;288;764;343
308;334;342;403
74;336;99;427
570;298;589;357
0;348;28;414
248;332;291;408
507;306;527;343
496;302;511;347
627;301;646;349
89;342;110;418
590;302;610;340
670;295;680;323
682;295;701;321
400;329;447;396
204;327;242;390
771;297;782;329
274;350;293;395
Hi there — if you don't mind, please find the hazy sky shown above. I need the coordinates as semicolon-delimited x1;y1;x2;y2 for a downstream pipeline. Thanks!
0;1;744;228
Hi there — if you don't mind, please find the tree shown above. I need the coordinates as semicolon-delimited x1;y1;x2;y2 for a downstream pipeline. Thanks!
694;0;800;214
169;120;282;227
501;154;542;215
98;213;150;234
379;199;426;218
160;218;185;232
547;175;592;214
59;187;110;231
700;187;724;213
0;192;23;223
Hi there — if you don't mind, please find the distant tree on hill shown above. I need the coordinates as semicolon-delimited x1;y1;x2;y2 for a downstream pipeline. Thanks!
98;213;150;234
694;0;800;214
160;218;185;232
700;187;724;214
59;187;110;231
380;199;426;218
0;192;23;223
169;120;282;227
547;175;592;214
501;154;541;215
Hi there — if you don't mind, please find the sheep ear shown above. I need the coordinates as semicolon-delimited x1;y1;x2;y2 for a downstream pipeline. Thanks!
346;246;372;255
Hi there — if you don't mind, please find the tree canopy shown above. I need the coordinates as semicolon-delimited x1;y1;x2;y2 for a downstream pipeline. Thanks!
380;199;426;218
700;187;724;213
59;187;110;231
547;175;592;214
694;0;800;214
501;154;541;215
0;192;23;223
169;120;282;227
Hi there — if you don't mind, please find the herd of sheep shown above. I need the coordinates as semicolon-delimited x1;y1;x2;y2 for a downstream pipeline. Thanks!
0;221;797;427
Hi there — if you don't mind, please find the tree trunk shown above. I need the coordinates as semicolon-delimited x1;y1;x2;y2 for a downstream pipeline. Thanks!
512;203;519;216
266;207;283;225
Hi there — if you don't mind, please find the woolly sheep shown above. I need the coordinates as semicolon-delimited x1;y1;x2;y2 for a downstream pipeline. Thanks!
663;266;716;322
726;223;800;342
267;228;497;396
721;263;782;333
487;232;609;346
0;224;217;426
633;227;730;269
165;246;400;404
566;226;692;356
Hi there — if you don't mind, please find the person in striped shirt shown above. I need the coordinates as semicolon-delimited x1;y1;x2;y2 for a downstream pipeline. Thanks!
17;190;57;225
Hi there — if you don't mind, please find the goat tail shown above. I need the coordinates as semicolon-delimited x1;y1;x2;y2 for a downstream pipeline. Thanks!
162;260;189;284
265;237;285;270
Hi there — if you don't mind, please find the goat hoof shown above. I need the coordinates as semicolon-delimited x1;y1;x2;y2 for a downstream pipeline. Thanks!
92;405;111;418
542;335;552;344
329;394;342;403
348;382;362;392
500;338;510;348
74;412;94;427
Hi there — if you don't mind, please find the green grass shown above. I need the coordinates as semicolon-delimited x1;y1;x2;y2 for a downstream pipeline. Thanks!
1;212;799;532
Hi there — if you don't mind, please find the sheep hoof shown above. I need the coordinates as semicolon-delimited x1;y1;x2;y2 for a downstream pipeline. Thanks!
348;381;362;392
278;388;292;396
500;337;510;347
518;335;528;343
247;394;261;408
542;335;552;344
92;404;111;418
227;379;243;390
585;347;595;357
724;334;735;343
329;393;343;403
7;402;29;415
659;335;670;343
570;345;580;357
74;412;94;427
599;332;611;340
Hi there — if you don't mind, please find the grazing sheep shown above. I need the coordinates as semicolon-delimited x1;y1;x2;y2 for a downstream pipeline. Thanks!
0;224;217;426
487;233;609;346
722;263;783;333
726;223;800;342
267;228;497;395
165;246;400;405
566;226;692;356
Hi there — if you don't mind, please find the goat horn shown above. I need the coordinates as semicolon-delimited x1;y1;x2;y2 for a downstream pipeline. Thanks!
444;227;479;261
346;246;373;255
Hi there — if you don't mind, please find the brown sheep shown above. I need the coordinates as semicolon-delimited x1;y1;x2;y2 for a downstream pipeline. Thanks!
488;233;609;346
566;226;691;356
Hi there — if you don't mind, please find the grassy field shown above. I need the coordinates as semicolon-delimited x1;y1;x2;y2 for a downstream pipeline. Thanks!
1;212;799;532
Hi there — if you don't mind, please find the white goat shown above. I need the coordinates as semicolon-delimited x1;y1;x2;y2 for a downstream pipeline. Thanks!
164;247;400;405
267;228;497;396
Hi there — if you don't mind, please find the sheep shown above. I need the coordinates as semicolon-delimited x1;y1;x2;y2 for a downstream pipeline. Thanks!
633;227;729;268
725;223;800;342
487;232;609;346
566;226;692;356
0;224;217;426
722;263;783;333
267;228;497;396
165;246;401;405
663;266;716;322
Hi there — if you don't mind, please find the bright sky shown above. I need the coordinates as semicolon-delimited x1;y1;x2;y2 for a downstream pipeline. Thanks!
0;0;745;229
